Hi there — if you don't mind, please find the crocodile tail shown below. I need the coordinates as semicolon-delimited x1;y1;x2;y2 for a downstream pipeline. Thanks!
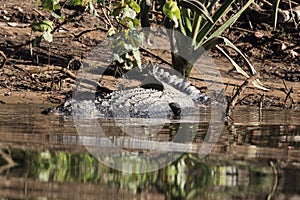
149;64;201;96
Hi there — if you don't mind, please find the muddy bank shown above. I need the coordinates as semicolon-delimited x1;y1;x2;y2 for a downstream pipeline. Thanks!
0;0;299;109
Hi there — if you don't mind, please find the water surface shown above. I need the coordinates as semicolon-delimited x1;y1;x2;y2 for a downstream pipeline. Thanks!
0;104;300;199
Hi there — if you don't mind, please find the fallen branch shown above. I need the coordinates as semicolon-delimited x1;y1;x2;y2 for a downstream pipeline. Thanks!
15;65;76;80
37;65;77;80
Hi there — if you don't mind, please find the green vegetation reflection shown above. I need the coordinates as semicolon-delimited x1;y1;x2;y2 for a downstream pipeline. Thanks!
3;149;275;199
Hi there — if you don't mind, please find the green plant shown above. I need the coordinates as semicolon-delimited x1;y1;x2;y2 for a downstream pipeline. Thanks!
162;0;267;90
32;0;102;45
271;0;281;30
109;0;143;69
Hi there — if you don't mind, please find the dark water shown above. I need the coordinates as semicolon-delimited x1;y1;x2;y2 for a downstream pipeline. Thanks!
0;104;300;199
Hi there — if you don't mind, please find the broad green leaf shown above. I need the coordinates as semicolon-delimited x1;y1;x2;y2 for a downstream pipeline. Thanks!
42;0;60;11
53;3;61;10
69;0;89;6
68;0;91;6
132;49;141;68
128;30;142;48
181;9;192;34
41;20;54;32
133;18;140;28
32;20;53;32
43;31;53;42
130;0;140;13
126;20;134;29
195;0;235;46
68;0;82;5
163;0;181;27
123;6;136;20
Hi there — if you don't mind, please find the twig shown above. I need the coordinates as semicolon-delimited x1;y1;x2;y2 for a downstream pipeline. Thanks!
236;93;248;104
101;7;113;27
0;51;7;69
289;0;299;28
33;8;47;19
282;79;295;108
16;65;77;80
191;76;266;90
73;27;108;38
44;65;77;80
259;93;265;110
225;73;260;118
216;88;225;102
282;78;289;91
284;87;294;107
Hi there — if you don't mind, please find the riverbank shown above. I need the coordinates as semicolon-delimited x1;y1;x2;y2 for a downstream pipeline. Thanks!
0;0;299;109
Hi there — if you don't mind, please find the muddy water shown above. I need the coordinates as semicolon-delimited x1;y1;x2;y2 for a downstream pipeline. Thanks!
0;104;300;199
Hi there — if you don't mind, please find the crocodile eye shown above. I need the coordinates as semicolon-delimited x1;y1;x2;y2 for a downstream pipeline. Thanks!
169;102;181;118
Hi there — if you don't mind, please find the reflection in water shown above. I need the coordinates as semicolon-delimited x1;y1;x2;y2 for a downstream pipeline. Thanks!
0;104;300;199
2;150;274;199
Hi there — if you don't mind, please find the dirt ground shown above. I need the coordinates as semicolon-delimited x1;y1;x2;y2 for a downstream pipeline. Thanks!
0;1;299;109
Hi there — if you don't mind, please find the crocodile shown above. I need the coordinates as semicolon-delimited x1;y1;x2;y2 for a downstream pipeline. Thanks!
43;64;212;119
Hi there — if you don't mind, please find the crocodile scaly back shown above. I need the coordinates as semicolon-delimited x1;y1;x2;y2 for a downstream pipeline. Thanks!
45;64;210;118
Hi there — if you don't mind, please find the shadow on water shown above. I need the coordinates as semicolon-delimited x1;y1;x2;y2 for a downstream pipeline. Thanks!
0;104;300;199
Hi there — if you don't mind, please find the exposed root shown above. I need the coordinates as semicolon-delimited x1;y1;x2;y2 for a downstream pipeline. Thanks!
0;148;17;173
